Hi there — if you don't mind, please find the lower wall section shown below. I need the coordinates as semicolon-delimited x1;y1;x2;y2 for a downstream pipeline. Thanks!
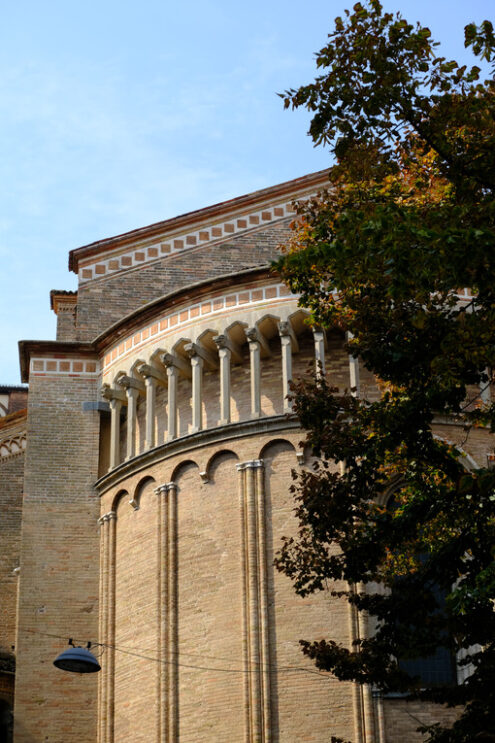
97;426;464;743
98;428;358;743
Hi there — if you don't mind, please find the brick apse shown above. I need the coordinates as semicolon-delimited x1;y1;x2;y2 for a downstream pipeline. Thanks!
2;170;489;742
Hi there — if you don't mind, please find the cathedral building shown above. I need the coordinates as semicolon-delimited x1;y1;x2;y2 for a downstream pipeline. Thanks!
0;171;486;742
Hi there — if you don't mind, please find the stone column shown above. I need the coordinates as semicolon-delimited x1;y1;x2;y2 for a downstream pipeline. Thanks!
346;331;360;396
237;460;272;742
312;327;326;378
185;342;218;433
348;585;364;743
139;363;168;450
255;463;271;740
166;365;178;441
214;335;232;425
356;583;376;743
481;367;491;406
144;376;157;450
189;351;204;433
162;353;191;441
109;398;123;468
101;385;126;470
278;321;294;412
125;387;139;459
118;376;144;460
246;329;262;419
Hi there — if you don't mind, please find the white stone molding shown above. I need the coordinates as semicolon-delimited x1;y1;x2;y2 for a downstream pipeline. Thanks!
102;281;294;374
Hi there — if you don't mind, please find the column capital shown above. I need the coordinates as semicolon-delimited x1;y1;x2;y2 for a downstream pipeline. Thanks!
138;363;167;385
236;459;264;472
278;320;299;352
154;482;177;494
101;383;126;403
162;352;192;378
312;326;326;342
246;327;271;357
101;511;116;522
184;342;217;369
213;334;243;363
117;375;145;393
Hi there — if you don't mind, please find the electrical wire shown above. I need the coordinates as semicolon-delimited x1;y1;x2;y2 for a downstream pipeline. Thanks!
19;627;329;678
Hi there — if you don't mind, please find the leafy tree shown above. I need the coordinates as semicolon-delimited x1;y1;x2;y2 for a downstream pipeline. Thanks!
275;3;495;741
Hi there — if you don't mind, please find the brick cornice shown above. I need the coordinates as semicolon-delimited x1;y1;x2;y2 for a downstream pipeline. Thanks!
50;290;78;314
68;169;330;274
19;340;96;383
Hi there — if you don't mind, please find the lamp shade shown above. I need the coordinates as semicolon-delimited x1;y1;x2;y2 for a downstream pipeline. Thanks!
53;646;101;673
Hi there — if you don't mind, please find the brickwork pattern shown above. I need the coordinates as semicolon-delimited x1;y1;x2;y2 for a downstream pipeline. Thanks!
0;451;24;653
383;698;460;742
14;374;101;743
98;429;356;743
76;220;292;341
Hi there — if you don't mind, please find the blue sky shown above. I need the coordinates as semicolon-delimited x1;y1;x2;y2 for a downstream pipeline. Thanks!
0;0;493;383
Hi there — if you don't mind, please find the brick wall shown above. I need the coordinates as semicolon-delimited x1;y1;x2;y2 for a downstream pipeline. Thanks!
382;698;460;742
75;220;292;341
0;448;24;657
14;374;101;743
99;430;358;743
0;410;26;674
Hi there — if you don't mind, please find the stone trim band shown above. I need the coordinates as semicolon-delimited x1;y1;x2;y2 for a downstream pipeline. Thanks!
78;201;296;284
